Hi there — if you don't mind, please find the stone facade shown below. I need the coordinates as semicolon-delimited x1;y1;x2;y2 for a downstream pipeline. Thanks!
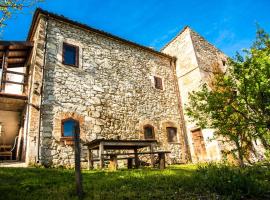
17;9;231;167
162;27;227;162
26;13;189;167
24;16;48;164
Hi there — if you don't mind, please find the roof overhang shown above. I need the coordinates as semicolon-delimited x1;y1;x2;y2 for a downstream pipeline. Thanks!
0;41;33;68
0;93;27;111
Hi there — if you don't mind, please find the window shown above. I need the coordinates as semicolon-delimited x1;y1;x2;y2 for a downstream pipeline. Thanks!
62;43;79;66
167;127;177;142
144;125;155;139
61;118;79;137
154;76;163;90
222;60;226;66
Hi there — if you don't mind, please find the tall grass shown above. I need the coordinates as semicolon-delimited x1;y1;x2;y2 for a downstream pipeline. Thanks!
194;163;270;199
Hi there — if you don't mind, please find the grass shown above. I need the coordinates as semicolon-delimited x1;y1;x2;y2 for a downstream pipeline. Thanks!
0;164;269;200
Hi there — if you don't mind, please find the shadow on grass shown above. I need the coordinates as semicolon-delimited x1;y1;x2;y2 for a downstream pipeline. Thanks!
0;164;269;200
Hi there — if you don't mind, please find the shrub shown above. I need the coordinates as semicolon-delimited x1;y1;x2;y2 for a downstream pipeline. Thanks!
194;163;270;199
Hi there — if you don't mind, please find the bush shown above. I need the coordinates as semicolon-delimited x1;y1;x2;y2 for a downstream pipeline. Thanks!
194;163;270;199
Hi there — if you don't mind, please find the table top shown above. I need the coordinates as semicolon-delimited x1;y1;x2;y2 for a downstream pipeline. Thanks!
84;139;158;150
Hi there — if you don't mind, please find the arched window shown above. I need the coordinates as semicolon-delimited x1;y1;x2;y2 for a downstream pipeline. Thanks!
143;125;155;139
61;118;79;137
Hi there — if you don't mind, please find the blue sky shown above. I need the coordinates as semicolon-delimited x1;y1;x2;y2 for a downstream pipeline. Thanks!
1;0;270;56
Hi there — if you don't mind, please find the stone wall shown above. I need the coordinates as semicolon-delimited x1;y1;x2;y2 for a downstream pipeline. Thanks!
25;16;47;165
162;27;225;162
189;29;227;85
37;17;188;167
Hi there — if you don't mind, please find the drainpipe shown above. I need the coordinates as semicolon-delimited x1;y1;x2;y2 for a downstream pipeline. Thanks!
36;16;49;163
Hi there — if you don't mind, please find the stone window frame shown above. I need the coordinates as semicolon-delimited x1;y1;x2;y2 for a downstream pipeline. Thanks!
153;76;164;90
162;121;180;144
61;118;80;139
143;124;155;140
62;42;79;67
58;38;83;69
166;127;178;143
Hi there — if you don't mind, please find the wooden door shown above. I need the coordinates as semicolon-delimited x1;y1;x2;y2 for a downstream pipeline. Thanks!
191;129;207;161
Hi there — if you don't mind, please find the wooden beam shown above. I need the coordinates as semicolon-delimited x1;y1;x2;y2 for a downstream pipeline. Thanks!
88;149;93;170
134;148;139;169
3;80;25;85
127;158;133;169
1;49;8;92
99;142;104;169
6;70;27;76
150;144;155;168
0;63;25;68
158;152;166;170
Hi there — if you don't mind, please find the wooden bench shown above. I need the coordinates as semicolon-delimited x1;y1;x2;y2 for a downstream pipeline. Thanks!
100;151;171;170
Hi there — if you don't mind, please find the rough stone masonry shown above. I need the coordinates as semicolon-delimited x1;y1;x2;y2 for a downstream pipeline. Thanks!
19;8;229;168
26;12;190;167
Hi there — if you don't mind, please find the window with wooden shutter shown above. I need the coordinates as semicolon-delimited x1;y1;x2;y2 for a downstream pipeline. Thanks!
154;76;163;90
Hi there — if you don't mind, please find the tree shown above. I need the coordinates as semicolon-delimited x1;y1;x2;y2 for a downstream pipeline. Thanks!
0;0;41;28
186;28;270;166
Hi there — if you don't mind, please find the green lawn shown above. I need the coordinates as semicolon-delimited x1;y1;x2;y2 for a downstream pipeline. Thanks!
0;164;269;200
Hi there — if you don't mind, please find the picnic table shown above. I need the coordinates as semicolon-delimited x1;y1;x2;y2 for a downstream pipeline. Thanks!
84;139;170;170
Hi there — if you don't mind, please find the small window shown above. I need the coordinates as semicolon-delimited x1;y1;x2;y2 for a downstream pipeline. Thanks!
144;125;155;139
222;60;226;66
154;76;163;90
61;118;79;137
167;127;177;142
62;43;79;66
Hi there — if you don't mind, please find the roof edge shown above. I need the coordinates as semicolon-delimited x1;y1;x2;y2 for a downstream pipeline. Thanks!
160;26;190;51
27;8;174;60
188;28;228;57
0;41;33;47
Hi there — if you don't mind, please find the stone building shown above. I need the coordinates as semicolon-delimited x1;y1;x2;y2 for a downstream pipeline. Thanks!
0;8;227;167
162;27;227;162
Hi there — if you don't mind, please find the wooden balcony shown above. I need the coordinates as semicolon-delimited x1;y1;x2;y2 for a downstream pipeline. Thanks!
0;41;33;111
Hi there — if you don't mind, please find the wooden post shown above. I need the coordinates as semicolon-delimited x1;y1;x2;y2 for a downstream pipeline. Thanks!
127;158;133;169
158;152;166;170
88;148;93;170
23;64;30;95
134;148;139;169
1;50;8;92
74;122;83;199
108;155;118;171
150;144;155;168
99;142;104;169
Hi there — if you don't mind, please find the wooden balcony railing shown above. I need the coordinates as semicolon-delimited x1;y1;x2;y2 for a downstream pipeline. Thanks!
0;41;33;96
0;68;28;95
